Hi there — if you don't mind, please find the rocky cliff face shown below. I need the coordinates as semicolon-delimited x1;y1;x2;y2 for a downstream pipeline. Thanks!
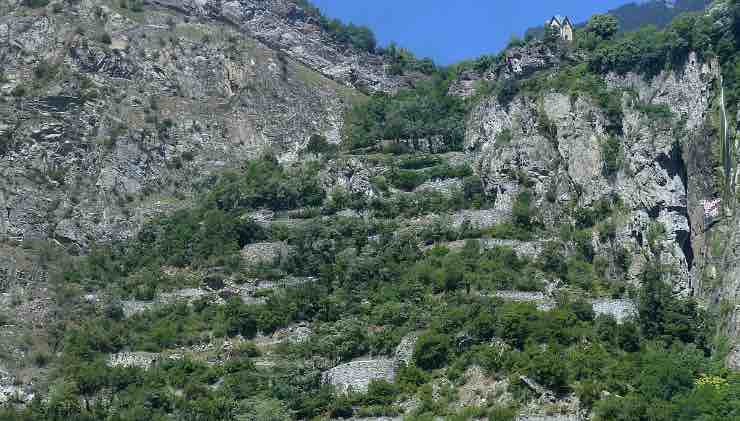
144;0;414;93
0;0;364;250
465;52;720;296
464;45;740;369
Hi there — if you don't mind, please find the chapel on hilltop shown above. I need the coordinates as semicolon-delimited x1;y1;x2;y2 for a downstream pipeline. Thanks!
546;15;574;42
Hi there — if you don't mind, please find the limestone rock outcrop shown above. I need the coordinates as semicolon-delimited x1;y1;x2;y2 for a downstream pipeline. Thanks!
466;52;720;296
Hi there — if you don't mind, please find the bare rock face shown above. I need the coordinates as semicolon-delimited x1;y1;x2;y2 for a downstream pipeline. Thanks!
466;52;719;296
144;0;411;93
496;42;565;81
0;1;359;250
322;157;381;198
448;41;577;99
727;342;740;371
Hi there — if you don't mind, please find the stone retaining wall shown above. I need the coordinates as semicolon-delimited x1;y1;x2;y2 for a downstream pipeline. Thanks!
107;352;160;370
322;333;418;393
322;358;396;393
591;299;638;323
492;293;637;323
427;238;546;258
493;291;556;311
240;241;292;267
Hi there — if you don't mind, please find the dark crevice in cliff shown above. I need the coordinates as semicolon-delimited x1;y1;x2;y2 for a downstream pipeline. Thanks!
677;229;695;270
656;140;695;270
647;205;661;219
656;141;688;189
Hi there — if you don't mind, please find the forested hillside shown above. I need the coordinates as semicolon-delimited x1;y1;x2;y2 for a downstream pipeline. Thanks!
0;0;739;420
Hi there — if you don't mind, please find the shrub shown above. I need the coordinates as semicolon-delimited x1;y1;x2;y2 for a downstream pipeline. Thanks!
575;380;602;409
329;396;354;418
306;134;337;155
512;190;535;230
495;303;540;349
599;136;622;177
223;298;258;339
23;0;50;8
495;128;513;145
10;85;26;97
586;14;619;39
523;345;570;395
566;258;597;290
636;101;674;121
34;61;54;80
99;33;112;44
396;364;428;394
364;380;399;406
487;223;534;241
343;78;466;151
495;79;520;108
399;155;441;170
414;332;451;370
389;169;426;191
539;241;567;277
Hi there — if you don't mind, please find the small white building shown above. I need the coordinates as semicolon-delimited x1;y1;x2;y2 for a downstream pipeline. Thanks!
546;15;574;42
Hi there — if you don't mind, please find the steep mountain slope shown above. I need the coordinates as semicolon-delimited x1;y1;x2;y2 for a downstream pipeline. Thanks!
0;0;370;251
143;0;420;93
0;0;740;420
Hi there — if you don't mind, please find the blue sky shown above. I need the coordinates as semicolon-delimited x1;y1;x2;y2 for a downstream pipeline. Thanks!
311;0;632;64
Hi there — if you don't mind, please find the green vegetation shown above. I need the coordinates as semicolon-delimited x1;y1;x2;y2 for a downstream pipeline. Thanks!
294;0;435;75
343;77;467;151
381;43;437;76
0;152;737;420
295;0;376;52
22;0;50;8
387;163;472;191
63;157;323;295
99;32;112;45
601;135;623;176
586;14;619;40
305;134;338;156
4;1;740;420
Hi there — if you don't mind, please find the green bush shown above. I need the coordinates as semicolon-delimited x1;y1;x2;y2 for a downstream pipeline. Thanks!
586;14;619;39
23;0;50;8
414;332;452;370
512;190;535;230
601;136;623;176
34;60;54;80
398;155;441;170
636;101;674;121
364;380;399;406
343;78;466;150
306;134;338;155
523;345;570;395
100;32;112;45
10;85;26;97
